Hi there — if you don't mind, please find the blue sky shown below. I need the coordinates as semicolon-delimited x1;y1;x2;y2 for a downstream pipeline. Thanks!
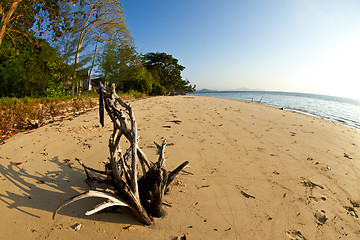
122;0;360;99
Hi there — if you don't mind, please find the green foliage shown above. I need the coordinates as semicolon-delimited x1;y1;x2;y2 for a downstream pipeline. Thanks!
122;66;154;94
0;33;70;97
143;52;195;94
98;45;195;95
0;1;195;98
0;0;75;47
98;43;138;82
126;90;144;98
45;82;71;98
151;82;167;95
98;43;153;94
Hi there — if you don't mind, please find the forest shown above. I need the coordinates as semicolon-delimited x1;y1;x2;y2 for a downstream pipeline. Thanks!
0;0;196;98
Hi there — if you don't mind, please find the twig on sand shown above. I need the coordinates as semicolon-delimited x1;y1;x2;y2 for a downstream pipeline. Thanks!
240;190;256;199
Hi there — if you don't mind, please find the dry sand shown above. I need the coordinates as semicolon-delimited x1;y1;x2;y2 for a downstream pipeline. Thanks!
0;96;359;240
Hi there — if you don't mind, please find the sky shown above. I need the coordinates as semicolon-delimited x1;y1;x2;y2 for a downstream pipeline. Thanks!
121;0;360;100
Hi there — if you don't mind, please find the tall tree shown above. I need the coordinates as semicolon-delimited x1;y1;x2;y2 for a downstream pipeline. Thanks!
98;42;138;84
70;0;130;93
0;0;76;48
144;52;195;94
98;43;159;94
86;11;132;91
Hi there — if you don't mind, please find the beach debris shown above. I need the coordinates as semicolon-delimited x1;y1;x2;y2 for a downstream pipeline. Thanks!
63;159;71;163
273;170;280;175
326;166;331;170
240;190;256;199
176;234;187;240
290;132;296;136
124;225;133;231
196;185;210;189
349;199;360;208
53;83;189;225
167;120;182;124
162;125;172;128
301;178;324;189
163;201;172;207
172;180;186;187
36;180;45;184
72;223;82;231
15;162;23;166
344;153;353;159
63;159;74;168
181;169;194;175
286;230;306;240
25;119;40;130
315;210;328;225
344;206;359;218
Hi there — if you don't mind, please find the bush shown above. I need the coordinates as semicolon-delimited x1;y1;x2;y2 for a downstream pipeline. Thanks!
45;82;70;98
127;89;144;98
150;82;166;95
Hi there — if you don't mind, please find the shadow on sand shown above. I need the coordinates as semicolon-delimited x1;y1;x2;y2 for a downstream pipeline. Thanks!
0;156;141;226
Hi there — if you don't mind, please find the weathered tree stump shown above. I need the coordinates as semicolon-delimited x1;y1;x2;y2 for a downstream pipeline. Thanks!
53;83;188;225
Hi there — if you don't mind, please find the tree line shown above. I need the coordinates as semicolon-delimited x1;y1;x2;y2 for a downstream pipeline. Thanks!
0;0;195;98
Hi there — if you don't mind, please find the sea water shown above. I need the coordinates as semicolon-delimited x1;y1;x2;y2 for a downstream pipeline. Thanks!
189;91;360;130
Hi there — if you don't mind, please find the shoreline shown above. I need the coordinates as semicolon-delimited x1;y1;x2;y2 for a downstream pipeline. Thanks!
189;92;360;130
0;95;359;239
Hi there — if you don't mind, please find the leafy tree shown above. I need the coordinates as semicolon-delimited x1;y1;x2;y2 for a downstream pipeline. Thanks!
122;66;154;94
0;32;70;97
98;43;162;94
98;42;137;84
143;52;195;94
68;0;130;93
0;0;76;48
87;12;132;91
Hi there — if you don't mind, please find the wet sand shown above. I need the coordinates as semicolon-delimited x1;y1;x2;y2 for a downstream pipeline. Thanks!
0;96;359;239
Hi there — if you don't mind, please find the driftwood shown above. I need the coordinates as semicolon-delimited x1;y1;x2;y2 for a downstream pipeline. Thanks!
53;83;188;225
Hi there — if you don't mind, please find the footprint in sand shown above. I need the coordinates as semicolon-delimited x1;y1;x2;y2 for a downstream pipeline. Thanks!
309;196;327;202
315;210;328;225
301;178;324;189
286;230;307;240
301;178;327;204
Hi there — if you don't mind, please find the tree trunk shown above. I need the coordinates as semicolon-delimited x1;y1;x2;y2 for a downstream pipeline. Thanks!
72;10;93;93
88;34;101;91
72;34;83;94
0;0;22;47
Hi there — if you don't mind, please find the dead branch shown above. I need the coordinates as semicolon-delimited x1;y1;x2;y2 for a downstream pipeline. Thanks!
53;83;189;225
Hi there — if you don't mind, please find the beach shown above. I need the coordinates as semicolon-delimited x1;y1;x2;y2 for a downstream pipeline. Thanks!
0;95;359;239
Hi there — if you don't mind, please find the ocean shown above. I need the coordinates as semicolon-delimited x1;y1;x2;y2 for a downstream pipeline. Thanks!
188;91;360;130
